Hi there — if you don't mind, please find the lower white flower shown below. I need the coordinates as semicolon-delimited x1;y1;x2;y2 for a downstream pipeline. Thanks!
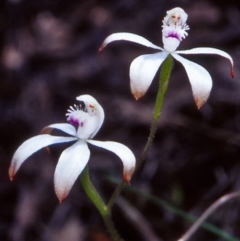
99;7;234;109
9;94;136;202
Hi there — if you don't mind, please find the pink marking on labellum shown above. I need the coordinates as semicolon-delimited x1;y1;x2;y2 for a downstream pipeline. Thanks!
166;31;181;41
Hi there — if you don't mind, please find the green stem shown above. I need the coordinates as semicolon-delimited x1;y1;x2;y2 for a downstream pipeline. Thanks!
107;55;174;210
80;166;108;216
103;214;125;241
80;167;125;241
81;56;173;240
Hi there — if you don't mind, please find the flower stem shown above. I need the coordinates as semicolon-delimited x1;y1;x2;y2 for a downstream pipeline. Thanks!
80;166;108;216
107;179;126;210
80;167;125;241
107;54;174;210
103;213;125;241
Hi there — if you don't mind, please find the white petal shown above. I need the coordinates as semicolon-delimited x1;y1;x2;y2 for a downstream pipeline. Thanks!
175;47;234;77
87;140;136;183
9;135;77;180
54;140;90;202
42;123;77;137
99;32;163;52
130;51;169;99
76;115;100;139
76;95;104;138
162;36;180;52
172;53;212;109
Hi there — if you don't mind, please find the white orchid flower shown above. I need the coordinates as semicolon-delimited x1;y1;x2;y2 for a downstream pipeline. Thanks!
99;7;234;109
9;94;136;202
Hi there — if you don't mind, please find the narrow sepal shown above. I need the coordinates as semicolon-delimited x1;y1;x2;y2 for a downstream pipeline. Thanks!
99;32;163;53
87;140;136;182
172;53;212;109
175;47;234;78
9;135;77;180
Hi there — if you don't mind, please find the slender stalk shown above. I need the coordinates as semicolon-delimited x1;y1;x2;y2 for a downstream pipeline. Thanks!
80;167;125;241
107;55;174;210
177;191;240;241
80;55;174;240
80;166;108;216
103;214;125;241
107;180;126;210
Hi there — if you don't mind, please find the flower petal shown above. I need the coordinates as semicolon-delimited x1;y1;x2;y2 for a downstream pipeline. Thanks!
54;140;90;202
172;53;212;109
9;135;77;180
87;140;136;183
175;47;234;78
162;36;180;52
99;32;163;52
130;51;169;99
42;123;77;137
76;95;105;138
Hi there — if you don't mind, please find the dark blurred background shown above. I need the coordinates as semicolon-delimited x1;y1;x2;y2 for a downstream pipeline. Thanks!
1;0;240;240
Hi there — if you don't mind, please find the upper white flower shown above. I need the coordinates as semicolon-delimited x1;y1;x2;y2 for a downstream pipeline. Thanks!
9;94;136;202
99;7;234;109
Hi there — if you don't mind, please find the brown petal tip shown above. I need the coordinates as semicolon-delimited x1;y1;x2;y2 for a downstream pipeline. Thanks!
123;168;135;184
231;67;234;78
123;174;131;184
41;127;52;134
195;97;206;110
56;188;69;204
98;44;105;54
132;91;145;100
57;195;66;204
45;147;51;154
196;104;202;110
9;165;16;181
